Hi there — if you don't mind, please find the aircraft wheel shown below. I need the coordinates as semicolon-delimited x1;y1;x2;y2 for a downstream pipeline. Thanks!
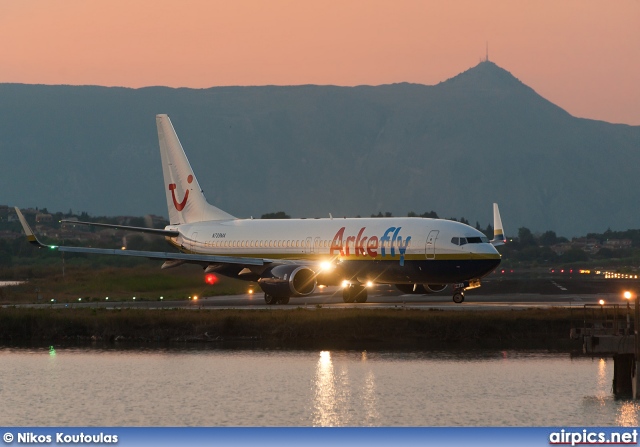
355;288;368;303
278;296;290;305
342;287;354;303
353;285;368;303
264;293;278;305
452;292;465;304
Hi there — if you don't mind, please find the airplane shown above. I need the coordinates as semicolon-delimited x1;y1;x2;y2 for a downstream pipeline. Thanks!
15;114;505;305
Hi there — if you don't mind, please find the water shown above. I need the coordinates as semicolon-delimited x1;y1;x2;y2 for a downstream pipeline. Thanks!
0;347;637;426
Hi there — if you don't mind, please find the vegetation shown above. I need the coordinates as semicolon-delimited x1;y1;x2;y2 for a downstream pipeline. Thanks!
0;307;579;349
0;263;248;305
260;211;290;219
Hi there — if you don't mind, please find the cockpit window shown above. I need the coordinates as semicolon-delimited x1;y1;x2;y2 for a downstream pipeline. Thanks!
451;237;467;246
451;236;489;245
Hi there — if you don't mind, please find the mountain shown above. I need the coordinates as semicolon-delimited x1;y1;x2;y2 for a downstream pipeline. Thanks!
1;61;639;236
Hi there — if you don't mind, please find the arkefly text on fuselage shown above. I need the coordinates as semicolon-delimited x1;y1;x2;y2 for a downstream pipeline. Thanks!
16;114;506;304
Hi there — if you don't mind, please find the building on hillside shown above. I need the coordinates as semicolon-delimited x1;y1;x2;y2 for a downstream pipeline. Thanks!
603;239;632;249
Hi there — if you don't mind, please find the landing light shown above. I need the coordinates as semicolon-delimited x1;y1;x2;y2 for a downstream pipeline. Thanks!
341;280;350;288
624;291;633;300
366;281;373;288
599;299;605;305
320;261;333;271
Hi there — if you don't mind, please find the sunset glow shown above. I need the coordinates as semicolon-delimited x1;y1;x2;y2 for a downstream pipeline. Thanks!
1;0;638;124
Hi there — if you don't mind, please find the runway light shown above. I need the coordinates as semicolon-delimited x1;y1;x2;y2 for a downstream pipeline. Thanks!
105;297;109;300
160;296;163;300
78;298;82;301
133;296;136;300
193;295;198;301
121;246;126;250
624;291;633;300
248;289;254;294
205;273;218;285
599;299;605;305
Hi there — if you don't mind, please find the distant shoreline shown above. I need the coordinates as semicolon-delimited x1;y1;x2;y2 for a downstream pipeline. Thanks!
0;307;581;351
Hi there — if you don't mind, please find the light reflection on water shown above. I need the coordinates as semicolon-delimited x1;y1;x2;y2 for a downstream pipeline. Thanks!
0;347;637;426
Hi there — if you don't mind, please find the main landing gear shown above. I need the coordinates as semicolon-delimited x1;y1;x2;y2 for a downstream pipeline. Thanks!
264;294;290;305
343;284;368;303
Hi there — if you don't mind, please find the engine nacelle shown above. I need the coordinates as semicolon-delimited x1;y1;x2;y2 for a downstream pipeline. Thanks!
257;265;317;298
395;284;448;294
424;284;447;293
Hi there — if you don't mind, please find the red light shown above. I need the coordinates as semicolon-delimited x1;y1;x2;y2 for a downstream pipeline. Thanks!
501;270;505;274
561;269;564;273
205;274;218;285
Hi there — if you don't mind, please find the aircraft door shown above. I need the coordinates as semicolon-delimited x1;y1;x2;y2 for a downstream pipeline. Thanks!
425;230;439;260
314;237;321;253
305;237;313;254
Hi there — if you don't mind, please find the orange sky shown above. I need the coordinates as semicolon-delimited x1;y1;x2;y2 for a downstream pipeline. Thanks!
1;0;638;124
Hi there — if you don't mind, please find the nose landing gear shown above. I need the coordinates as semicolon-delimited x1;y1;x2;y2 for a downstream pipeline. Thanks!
452;289;465;303
451;279;481;303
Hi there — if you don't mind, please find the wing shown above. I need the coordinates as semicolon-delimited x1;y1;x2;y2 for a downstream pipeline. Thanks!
15;207;266;267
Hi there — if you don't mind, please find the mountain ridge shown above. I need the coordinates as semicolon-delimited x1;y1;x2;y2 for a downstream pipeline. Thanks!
1;62;638;237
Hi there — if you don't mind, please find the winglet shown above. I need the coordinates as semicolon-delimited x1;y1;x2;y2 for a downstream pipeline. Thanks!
14;207;54;249
490;203;506;246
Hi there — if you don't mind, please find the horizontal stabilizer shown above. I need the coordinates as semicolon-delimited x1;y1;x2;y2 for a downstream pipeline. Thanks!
60;220;179;237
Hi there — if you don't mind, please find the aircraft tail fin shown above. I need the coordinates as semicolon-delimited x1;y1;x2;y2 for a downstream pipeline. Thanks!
491;203;506;246
156;114;235;224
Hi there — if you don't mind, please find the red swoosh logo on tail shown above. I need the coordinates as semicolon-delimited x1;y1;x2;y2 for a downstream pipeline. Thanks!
168;175;193;211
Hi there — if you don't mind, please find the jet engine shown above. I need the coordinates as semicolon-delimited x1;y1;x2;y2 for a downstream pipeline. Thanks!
395;284;448;294
257;265;317;298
